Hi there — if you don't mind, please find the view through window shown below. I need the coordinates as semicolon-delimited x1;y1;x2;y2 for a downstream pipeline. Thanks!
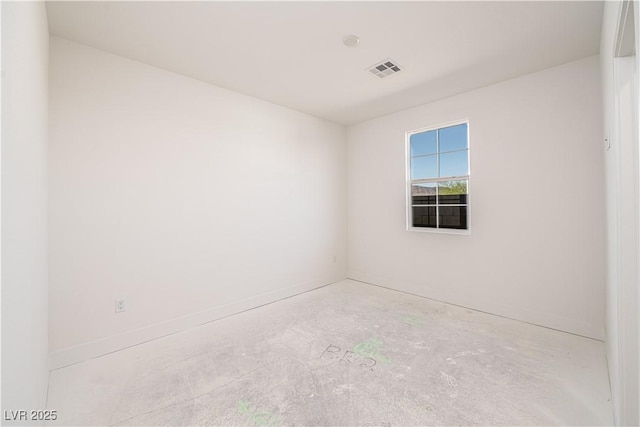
408;122;469;230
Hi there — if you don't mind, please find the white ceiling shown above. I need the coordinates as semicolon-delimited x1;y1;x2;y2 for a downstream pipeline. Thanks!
46;1;603;125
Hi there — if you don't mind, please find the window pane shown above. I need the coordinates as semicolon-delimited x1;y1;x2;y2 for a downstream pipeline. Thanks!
410;130;437;157
411;155;437;180
438;180;468;204
411;183;436;205
439;150;468;177
439;206;468;229
412;206;437;228
438;123;467;152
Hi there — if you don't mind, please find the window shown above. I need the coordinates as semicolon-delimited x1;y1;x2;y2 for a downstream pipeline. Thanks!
407;121;469;231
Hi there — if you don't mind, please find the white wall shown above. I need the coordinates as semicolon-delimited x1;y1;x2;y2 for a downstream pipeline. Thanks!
48;37;347;368
600;3;620;416
1;1;50;419
600;1;640;425
348;56;605;340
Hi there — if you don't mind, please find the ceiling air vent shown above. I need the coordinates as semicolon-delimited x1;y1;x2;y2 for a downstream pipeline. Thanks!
367;59;402;78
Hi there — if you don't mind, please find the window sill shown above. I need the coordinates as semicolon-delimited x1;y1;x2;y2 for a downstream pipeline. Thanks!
408;227;471;235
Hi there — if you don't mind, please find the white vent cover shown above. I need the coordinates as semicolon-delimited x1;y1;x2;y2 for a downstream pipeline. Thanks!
367;59;402;78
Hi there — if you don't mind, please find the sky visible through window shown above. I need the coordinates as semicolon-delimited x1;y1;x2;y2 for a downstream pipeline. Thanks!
410;123;468;180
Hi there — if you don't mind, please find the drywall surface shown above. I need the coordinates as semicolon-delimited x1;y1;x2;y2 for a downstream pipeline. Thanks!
348;56;605;340
1;1;50;420
48;37;347;367
599;4;619;419
600;1;640;425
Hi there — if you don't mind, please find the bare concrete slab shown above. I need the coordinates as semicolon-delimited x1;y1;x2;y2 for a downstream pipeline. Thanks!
47;279;613;426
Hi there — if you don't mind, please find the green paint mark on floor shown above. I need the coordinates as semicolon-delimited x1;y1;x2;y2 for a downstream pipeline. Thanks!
353;337;392;364
236;400;279;427
402;314;423;326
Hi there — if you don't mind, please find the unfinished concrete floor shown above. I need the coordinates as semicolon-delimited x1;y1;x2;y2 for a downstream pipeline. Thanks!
47;279;613;426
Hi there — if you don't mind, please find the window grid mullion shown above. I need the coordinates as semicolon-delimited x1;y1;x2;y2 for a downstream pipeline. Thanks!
436;129;440;228
412;204;467;207
436;128;440;179
411;147;468;159
435;179;440;228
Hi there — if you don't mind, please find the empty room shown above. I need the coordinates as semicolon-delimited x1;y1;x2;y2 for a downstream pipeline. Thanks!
2;1;639;425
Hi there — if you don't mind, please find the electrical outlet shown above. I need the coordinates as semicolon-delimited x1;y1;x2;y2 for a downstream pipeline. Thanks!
115;298;126;313
333;255;337;264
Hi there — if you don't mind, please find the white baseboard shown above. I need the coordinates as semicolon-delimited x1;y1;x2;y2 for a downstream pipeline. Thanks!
348;270;604;341
49;272;602;371
49;276;343;370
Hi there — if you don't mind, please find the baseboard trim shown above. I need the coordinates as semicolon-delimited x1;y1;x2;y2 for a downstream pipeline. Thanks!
348;270;604;341
49;276;343;370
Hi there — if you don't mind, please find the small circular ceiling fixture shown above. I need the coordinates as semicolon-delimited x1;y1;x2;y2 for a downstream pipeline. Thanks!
342;35;360;48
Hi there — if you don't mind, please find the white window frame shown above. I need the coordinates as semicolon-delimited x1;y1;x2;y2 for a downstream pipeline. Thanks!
405;119;471;235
